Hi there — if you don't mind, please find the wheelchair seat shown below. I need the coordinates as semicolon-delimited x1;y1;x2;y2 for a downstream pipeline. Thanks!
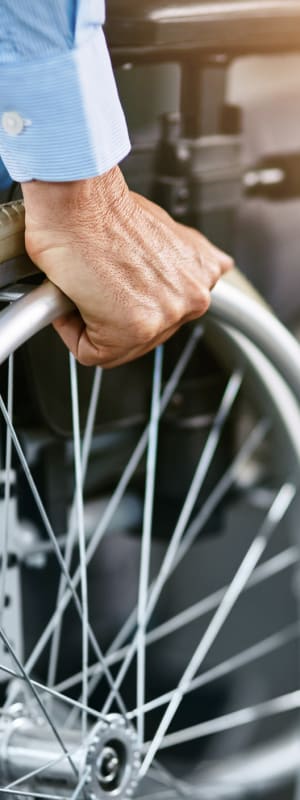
106;0;300;57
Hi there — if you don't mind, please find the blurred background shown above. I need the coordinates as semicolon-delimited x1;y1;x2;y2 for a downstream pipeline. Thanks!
116;50;300;326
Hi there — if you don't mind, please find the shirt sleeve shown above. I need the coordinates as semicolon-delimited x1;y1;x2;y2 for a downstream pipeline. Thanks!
0;1;131;183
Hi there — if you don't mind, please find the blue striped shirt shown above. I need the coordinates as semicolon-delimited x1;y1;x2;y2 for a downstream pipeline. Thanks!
0;1;130;182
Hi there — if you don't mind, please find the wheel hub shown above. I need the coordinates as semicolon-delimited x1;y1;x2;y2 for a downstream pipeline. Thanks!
85;716;141;799
0;706;141;799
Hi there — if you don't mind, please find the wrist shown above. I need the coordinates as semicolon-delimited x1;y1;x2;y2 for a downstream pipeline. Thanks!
22;166;128;231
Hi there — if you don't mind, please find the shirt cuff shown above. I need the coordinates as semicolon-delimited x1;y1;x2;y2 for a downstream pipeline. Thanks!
0;29;131;183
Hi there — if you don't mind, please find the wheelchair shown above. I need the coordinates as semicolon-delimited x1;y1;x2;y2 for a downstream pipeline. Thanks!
0;3;300;799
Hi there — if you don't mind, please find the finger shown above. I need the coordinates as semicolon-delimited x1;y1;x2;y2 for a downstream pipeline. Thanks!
175;221;234;273
53;284;211;368
54;308;183;368
201;240;234;273
100;320;184;369
101;296;212;368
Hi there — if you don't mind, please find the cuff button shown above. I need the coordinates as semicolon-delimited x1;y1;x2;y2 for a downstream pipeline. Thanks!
2;111;25;136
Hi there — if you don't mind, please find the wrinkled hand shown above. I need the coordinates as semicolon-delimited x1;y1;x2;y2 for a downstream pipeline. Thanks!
22;166;233;368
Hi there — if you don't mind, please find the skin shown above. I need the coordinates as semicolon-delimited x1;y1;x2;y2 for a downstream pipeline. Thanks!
22;165;233;368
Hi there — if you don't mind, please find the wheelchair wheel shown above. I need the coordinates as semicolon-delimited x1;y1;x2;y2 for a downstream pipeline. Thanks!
0;201;299;800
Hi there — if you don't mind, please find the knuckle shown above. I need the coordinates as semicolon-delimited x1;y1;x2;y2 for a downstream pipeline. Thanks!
193;286;211;316
131;310;160;341
206;259;221;285
171;294;186;322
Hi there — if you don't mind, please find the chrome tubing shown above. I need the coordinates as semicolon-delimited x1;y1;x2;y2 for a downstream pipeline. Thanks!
0;278;299;401
0;280;73;364
210;279;300;399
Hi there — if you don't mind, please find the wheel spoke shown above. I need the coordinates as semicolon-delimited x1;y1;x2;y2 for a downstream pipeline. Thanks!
53;546;299;697
106;368;242;668
147;689;300;750
0;661;106;721
169;423;270;573
0;392;127;720
20;327;202;695
47;367;102;688
152;758;201;797
137;792;175;800
141;546;299;648
140;482;296;774
0;391;86;653
145;369;243;626
128;621;300;718
55;329;203;726
0;627;78;779
143;370;243;623
5;746;85;791
69;355;89;740
102;418;270;715
70;768;89;800
137;346;163;746
0;354;14;626
0;790;72;800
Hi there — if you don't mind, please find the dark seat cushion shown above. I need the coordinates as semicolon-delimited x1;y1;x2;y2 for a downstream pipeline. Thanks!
106;0;300;55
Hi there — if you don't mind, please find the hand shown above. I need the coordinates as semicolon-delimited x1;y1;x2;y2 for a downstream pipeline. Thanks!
22;167;233;368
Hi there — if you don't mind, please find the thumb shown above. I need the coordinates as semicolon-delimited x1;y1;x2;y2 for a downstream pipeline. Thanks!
53;311;101;367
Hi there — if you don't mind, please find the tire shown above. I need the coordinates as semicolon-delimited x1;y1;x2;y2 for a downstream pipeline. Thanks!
0;201;299;800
